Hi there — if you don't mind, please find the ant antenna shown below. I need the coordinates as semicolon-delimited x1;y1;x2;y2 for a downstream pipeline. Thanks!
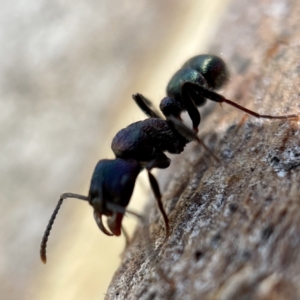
40;196;143;264
40;193;89;264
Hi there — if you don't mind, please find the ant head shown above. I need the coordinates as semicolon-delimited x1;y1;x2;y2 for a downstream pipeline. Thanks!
182;54;229;90
89;158;141;235
40;158;141;263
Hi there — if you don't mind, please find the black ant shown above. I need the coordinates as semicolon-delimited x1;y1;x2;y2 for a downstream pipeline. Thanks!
133;54;298;132
40;54;298;264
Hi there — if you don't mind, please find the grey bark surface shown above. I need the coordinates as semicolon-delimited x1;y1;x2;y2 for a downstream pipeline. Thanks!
106;0;300;299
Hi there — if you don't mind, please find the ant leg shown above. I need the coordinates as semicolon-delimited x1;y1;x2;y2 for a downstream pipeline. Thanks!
185;82;299;120
145;154;171;240
132;93;164;119
147;171;170;240
167;116;220;163
181;83;202;132
40;193;89;264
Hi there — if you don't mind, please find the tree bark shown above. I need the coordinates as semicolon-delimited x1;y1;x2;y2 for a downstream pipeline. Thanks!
106;0;300;299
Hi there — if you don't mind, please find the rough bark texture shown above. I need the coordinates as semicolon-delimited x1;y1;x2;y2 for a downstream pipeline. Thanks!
106;0;300;299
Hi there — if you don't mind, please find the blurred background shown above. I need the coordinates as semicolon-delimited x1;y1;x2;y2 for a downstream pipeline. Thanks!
0;1;231;299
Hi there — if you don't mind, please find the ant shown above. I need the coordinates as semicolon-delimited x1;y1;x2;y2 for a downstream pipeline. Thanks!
133;54;298;132
40;54;298;264
40;112;210;263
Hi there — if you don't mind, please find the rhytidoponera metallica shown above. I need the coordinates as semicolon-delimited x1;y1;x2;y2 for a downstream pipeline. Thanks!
40;54;298;263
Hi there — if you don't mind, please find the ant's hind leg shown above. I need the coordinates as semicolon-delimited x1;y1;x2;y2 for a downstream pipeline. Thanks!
184;82;298;121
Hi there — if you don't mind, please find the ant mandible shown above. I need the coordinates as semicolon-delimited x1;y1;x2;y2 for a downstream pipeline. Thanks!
133;54;298;131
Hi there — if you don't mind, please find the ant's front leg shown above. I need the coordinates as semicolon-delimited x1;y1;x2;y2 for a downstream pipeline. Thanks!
145;153;171;240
